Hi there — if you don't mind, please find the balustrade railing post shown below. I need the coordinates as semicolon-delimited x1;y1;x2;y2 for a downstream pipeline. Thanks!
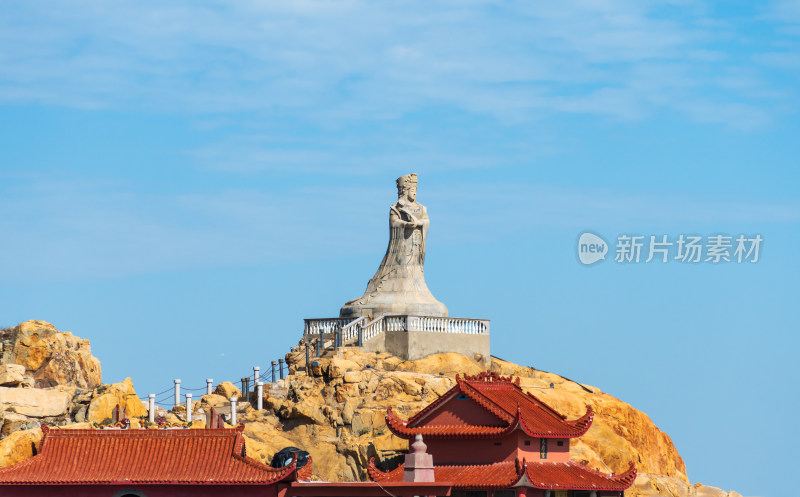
242;377;251;403
253;366;260;386
358;327;363;347
148;394;155;423
206;378;213;396
256;381;263;411
278;358;285;380
230;397;237;425
316;338;321;357
271;361;277;382
185;393;192;422
173;379;181;407
305;344;310;373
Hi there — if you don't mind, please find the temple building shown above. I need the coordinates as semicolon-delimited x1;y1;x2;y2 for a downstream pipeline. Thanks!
0;425;451;497
369;371;636;497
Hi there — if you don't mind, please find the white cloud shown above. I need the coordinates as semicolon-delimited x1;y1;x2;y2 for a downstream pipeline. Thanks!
0;1;790;126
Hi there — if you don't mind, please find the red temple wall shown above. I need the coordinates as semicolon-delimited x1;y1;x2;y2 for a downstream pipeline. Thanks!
426;436;518;464
420;396;506;427
426;434;571;465
516;437;570;463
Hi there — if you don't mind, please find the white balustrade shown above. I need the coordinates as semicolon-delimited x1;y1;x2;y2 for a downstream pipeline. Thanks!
303;314;489;351
304;318;352;335
341;316;367;343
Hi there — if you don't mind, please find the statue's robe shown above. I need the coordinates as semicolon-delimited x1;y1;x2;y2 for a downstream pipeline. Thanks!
340;199;448;319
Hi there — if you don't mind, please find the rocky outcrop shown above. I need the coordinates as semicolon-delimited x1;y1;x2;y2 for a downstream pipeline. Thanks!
273;349;718;496
0;422;93;468
0;321;741;497
0;321;151;459
0;321;101;389
213;381;241;399
0;387;71;418
0;365;25;387
87;378;147;424
0;428;42;468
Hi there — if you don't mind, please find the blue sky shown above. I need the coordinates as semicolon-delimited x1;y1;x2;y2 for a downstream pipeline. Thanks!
1;2;799;496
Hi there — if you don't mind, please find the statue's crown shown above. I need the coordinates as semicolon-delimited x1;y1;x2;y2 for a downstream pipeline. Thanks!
396;173;418;190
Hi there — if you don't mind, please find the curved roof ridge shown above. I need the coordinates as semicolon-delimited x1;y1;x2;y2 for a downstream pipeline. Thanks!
367;457;404;482
523;460;637;490
566;459;637;483
0;426;298;485
565;405;594;433
456;379;516;423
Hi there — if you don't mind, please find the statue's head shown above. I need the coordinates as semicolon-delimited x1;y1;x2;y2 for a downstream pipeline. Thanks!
396;173;418;202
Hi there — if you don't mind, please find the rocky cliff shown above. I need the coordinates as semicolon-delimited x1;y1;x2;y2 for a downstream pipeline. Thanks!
0;321;740;497
1;320;100;389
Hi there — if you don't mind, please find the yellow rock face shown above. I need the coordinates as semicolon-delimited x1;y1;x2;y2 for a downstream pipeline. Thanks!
214;381;242;399
511;371;687;482
35;333;102;389
0;387;71;418
87;377;147;423
274;350;694;488
0;428;42;468
0;343;722;493
2;321;101;389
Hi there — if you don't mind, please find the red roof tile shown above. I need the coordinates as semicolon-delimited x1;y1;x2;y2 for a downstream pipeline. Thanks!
386;407;517;439
0;425;296;485
368;458;636;491
387;371;593;439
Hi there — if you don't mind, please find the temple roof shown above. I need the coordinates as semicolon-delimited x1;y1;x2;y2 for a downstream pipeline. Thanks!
386;371;593;439
0;425;298;485
368;458;637;491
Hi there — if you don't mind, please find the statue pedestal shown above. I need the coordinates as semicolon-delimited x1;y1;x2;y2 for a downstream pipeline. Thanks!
303;315;490;363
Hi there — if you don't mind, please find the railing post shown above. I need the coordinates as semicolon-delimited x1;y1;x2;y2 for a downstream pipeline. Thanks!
256;381;263;411
230;397;237;425
334;328;339;351
173;379;181;407
253;366;260;386
185;393;192;422
148;394;155;423
271;361;277;382
316;338;321;357
241;377;250;403
305;344;310;373
320;331;325;353
206;378;213;396
278;358;285;380
358;327;363;347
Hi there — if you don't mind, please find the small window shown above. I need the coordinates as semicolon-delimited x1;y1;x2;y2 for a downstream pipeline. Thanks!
557;440;564;447
456;394;469;400
540;438;548;459
524;440;531;446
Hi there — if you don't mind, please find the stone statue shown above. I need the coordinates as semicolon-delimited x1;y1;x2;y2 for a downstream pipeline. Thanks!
340;174;448;319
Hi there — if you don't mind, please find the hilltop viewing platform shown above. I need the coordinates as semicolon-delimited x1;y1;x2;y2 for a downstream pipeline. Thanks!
302;314;490;361
300;174;490;362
